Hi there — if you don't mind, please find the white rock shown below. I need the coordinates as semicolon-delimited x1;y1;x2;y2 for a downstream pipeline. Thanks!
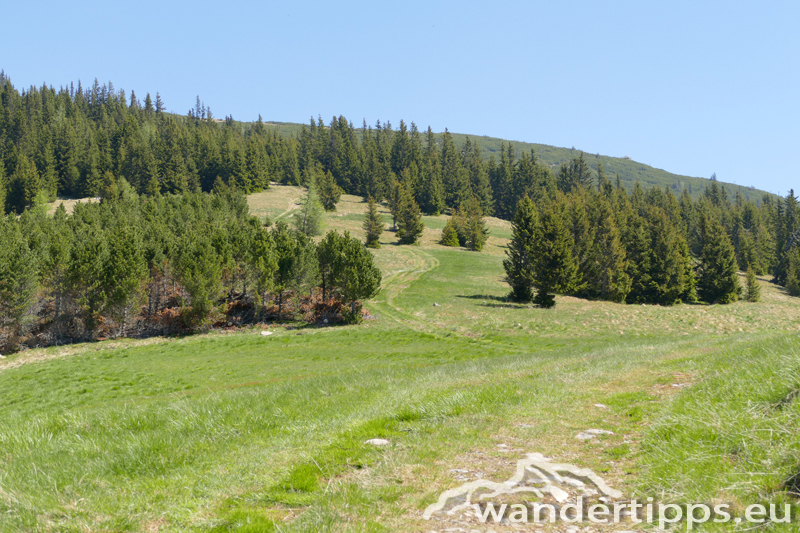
594;403;608;409
585;429;615;435
260;331;273;336
433;303;440;307
575;432;597;440
365;438;390;446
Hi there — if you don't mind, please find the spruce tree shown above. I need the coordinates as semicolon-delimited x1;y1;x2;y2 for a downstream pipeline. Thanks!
440;217;460;247
646;206;689;305
585;196;631;302
316;169;342;211
532;203;578;308
624;208;655;304
8;155;41;213
462;196;489;251
786;248;800;297
420;127;445;215
67;224;111;338
745;266;761;302
503;196;538;302
397;185;424;244
0;161;6;213
567;189;594;296
293;181;325;237
696;213;740;304
557;152;593;193
362;196;384;248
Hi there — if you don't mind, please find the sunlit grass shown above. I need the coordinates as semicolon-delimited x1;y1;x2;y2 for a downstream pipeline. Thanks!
2;186;797;531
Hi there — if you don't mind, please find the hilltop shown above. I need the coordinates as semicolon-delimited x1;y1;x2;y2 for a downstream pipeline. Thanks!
250;119;769;203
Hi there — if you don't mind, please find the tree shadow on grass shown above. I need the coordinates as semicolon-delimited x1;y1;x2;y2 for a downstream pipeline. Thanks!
456;294;532;309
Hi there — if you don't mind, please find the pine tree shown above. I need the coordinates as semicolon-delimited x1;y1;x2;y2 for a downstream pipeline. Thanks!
0;219;39;350
293;181;326;237
104;223;148;336
696;213;740;304
338;232;382;323
745;266;761;302
249;225;277;321
396;185;424;244
317;231;345;302
503;196;538;302
362;196;384;248
175;229;224;328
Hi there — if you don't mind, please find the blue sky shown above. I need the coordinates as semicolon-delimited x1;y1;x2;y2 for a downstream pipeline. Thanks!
2;1;798;195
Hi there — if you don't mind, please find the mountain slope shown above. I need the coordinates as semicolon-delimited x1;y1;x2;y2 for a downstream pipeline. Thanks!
253;120;769;203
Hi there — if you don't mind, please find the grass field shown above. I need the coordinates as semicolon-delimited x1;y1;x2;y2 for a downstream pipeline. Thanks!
2;186;799;532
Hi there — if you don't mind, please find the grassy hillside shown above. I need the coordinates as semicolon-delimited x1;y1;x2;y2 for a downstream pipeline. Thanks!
247;119;769;203
2;187;798;532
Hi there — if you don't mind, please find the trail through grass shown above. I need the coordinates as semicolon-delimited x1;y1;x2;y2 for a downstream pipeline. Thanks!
2;186;799;532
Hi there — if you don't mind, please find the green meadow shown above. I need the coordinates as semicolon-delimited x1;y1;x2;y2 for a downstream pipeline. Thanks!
2;187;799;532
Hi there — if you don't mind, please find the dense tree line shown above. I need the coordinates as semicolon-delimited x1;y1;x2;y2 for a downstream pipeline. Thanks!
1;73;798;312
501;179;800;307
0;187;381;352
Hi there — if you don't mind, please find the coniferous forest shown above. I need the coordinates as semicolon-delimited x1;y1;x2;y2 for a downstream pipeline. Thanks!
1;74;799;352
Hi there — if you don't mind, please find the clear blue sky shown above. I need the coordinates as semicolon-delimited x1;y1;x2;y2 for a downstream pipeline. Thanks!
2;1;798;195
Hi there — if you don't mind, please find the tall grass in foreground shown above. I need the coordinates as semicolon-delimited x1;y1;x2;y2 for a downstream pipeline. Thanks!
640;335;800;530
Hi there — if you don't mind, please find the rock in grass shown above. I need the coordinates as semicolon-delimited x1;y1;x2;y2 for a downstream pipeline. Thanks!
433;302;440;307
576;429;615;440
260;331;273;336
365;438;390;446
585;429;614;435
